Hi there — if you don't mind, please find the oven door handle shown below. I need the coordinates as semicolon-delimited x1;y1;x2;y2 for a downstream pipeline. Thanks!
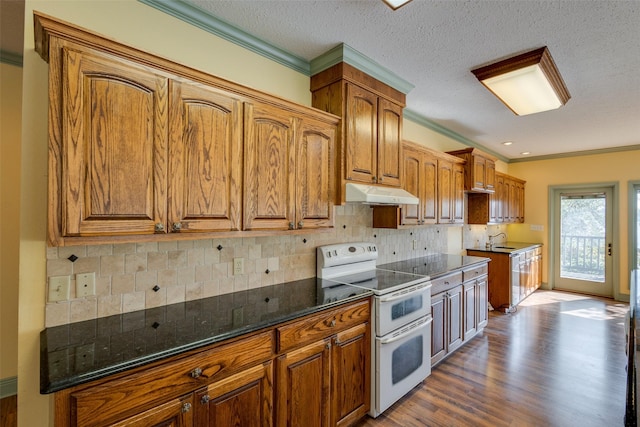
378;282;431;303
379;317;432;345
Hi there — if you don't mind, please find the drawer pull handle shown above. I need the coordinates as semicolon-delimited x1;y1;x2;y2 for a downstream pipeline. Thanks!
190;367;203;378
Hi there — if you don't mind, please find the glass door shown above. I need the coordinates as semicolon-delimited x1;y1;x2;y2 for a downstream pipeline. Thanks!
552;187;613;297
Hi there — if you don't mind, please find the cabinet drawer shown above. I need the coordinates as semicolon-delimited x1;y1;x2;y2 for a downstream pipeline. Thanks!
71;330;274;427
277;299;370;353
431;271;462;295
462;264;488;282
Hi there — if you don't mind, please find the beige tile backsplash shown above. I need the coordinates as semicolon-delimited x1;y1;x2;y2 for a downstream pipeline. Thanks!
45;205;450;327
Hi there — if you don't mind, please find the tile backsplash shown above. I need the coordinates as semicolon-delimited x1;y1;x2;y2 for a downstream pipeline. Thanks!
45;204;451;327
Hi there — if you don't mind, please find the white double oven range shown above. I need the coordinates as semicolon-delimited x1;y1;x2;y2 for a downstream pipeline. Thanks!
317;243;432;417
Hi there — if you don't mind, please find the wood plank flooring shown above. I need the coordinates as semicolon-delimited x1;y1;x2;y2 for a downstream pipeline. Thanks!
0;290;628;427
356;290;629;427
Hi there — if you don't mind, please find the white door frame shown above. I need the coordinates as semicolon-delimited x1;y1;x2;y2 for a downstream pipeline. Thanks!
628;181;640;286
548;182;620;300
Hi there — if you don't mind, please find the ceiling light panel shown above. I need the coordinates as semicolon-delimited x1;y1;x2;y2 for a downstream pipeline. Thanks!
383;0;413;10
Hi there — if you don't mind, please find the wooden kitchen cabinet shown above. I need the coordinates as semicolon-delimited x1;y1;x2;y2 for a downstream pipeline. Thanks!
468;172;526;225
36;13;338;246
430;272;464;366
462;264;489;339
447;147;496;193
275;299;370;427
437;157;465;224
311;62;405;203
195;362;273;427
244;103;335;232
397;142;438;226
53;298;370;427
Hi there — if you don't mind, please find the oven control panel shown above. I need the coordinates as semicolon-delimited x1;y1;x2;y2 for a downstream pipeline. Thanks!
317;243;378;268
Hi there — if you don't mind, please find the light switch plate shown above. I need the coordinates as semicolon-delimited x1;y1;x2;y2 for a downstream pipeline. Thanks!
49;276;70;302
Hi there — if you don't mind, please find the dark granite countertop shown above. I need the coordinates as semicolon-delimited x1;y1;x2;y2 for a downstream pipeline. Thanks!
40;278;371;394
466;241;542;255
377;253;490;279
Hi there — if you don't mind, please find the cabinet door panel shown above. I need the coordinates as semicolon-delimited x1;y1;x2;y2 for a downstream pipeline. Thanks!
244;103;296;230
422;155;438;224
473;156;486;191
62;46;168;236
437;160;452;223
463;282;477;339
447;285;463;352
169;81;242;232
196;362;273;427
276;340;331;427
345;84;377;183
377;98;402;187
401;149;421;225
332;323;370;427
430;293;447;365
476;276;489;329
110;394;193;427
452;163;465;223
296;118;335;229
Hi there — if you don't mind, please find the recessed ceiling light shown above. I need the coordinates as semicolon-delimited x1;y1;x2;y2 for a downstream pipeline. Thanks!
502;141;514;146
520;151;531;155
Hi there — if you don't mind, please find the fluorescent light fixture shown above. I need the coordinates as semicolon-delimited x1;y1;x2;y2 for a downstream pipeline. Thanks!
383;0;413;10
472;47;570;116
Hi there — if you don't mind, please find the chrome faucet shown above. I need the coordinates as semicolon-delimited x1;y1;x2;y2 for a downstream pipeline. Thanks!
487;232;507;248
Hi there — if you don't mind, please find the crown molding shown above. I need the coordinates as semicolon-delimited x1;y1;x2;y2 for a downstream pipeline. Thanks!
0;50;23;67
403;109;509;162
509;144;640;163
310;43;414;95
138;0;309;74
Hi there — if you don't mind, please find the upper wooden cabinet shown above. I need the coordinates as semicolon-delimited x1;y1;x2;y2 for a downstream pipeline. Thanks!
244;103;335;231
371;143;463;228
468;172;526;224
35;13;338;246
311;62;405;202
447;148;497;193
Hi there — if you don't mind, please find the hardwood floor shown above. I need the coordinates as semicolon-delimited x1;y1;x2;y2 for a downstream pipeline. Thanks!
0;290;628;427
0;395;16;427
356;290;629;427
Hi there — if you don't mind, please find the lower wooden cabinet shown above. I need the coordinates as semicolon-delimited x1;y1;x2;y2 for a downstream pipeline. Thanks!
53;299;370;427
430;263;489;366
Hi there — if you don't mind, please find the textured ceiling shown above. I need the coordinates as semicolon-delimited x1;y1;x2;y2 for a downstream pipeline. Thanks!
2;1;639;161
183;0;640;161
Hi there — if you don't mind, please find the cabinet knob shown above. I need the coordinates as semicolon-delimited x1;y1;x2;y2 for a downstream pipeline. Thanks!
298;221;304;228
288;221;295;230
379;176;383;182
154;223;164;232
330;319;336;327
325;342;332;350
372;176;377;182
190;367;203;378
182;402;192;413
200;395;211;404
172;222;182;232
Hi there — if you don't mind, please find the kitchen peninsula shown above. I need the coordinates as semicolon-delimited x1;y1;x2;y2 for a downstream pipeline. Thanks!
467;242;542;313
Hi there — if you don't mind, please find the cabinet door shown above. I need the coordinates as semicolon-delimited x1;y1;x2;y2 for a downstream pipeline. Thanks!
168;81;242;233
401;147;422;225
61;46;169;237
485;159;496;192
276;339;331;427
422;154;438;224
463;281;477;340
110;394;193;427
430;292;447;366
244;102;296;230
447;285;464;353
437;159;453;223
331;323;370;427
345;83;377;184
476;276;489;330
377;98;402;187
195;363;273;427
296;118;335;229
490;174;505;223
452;163;465;224
472;155;487;191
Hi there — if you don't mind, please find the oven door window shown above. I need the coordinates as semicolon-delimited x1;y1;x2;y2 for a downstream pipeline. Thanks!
376;285;431;337
392;334;423;384
391;296;423;321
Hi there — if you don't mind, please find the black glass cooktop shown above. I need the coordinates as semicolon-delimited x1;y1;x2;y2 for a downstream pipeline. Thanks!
377;254;489;278
327;268;428;295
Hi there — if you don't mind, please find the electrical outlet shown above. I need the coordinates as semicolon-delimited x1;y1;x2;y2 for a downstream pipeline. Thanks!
412;239;417;250
233;258;244;275
76;272;96;297
232;307;244;327
49;276;70;302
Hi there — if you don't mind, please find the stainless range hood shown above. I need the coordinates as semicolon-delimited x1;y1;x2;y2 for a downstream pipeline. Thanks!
345;183;419;205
